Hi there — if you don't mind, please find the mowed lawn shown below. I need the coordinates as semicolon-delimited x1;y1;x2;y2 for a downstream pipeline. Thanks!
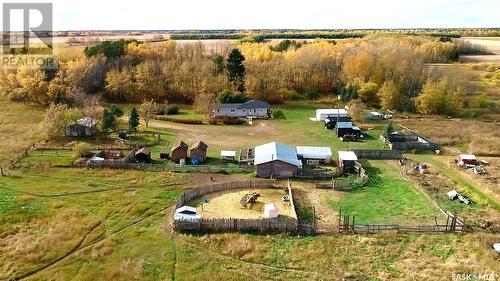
328;160;441;224
147;102;387;158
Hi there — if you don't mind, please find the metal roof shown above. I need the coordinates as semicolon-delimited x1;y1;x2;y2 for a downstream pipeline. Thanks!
190;141;208;151
458;154;477;160
221;150;236;157
239;99;270;109
296;146;332;158
254;142;302;167
316;109;348;115
214;103;244;109
135;147;151;155
214;99;270;110
76;117;98;128
175;206;197;214
336;122;353;129
338;151;358;161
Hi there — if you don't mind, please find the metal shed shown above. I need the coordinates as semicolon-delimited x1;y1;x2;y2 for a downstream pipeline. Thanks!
296;146;333;163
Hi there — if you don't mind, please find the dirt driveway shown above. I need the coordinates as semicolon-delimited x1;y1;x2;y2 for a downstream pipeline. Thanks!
149;119;284;151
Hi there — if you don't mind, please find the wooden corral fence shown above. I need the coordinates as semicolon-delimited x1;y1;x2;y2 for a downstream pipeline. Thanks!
173;179;300;233
88;161;255;174
296;169;339;179
379;135;438;152
7;143;38;169
353;149;402;160
337;209;466;234
315;163;368;190
174;218;298;233
175;179;275;208
117;132;162;149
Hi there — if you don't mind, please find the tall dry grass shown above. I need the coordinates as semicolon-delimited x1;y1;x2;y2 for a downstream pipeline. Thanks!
398;118;500;155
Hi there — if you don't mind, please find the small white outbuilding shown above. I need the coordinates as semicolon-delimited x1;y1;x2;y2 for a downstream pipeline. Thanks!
315;109;348;122
174;206;201;221
296;146;333;163
220;150;237;161
263;203;279;219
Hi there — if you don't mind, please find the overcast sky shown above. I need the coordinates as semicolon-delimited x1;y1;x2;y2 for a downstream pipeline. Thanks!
2;0;499;30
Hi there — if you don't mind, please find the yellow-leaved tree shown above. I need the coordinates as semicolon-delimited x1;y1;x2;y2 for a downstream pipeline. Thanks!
415;79;447;115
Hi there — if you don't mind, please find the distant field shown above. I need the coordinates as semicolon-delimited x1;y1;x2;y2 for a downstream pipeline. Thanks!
459;37;500;62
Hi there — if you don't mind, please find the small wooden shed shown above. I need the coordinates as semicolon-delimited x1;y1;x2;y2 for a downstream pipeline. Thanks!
65;117;97;137
135;147;151;163
171;141;188;163
190;141;208;164
338;151;358;172
456;154;478;166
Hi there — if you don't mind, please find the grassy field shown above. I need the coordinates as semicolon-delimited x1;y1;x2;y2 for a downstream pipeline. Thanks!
0;96;45;166
1;168;498;281
19;149;74;167
327;160;441;224
0;168;183;280
0;95;498;280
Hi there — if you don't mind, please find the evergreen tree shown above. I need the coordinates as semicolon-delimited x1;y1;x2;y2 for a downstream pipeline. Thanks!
129;107;140;131
226;49;246;92
101;109;117;133
109;104;124;117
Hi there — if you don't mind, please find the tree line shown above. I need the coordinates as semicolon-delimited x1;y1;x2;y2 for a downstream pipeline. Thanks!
0;35;482;116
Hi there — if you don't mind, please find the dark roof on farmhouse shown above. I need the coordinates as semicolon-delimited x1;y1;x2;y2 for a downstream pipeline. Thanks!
172;141;188;151
238;99;270;109
215;99;270;110
190;141;208;151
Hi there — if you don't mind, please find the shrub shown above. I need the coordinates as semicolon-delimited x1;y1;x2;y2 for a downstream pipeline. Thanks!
266;94;285;105
270;109;286;119
165;104;179;115
306;86;321;100
222;116;245;125
154;115;203;125
279;89;301;101
72;142;93;159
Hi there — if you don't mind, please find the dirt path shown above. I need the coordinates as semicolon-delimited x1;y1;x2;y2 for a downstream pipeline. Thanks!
0;181;131;198
14;205;176;281
292;180;339;224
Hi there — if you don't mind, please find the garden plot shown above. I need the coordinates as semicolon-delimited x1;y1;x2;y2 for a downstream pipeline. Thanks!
192;189;296;220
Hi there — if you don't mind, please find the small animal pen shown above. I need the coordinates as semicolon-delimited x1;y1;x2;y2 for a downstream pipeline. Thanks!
173;180;299;233
338;208;467;234
381;133;438;152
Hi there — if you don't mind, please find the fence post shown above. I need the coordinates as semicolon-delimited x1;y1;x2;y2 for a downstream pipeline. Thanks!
0;167;4;176
312;206;316;228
